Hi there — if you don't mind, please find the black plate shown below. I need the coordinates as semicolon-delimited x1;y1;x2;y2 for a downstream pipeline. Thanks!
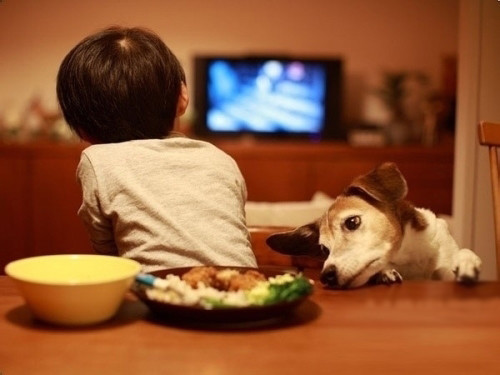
132;266;313;323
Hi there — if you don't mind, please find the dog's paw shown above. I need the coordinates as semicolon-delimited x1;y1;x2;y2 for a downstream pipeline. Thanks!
454;248;481;285
373;269;403;285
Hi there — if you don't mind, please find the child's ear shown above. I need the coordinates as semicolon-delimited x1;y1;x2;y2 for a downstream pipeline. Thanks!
176;82;189;117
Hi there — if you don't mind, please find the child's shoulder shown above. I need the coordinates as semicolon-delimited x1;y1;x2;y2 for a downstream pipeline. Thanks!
81;136;229;161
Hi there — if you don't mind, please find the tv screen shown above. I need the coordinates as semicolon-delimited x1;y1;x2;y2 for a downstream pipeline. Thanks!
193;55;344;140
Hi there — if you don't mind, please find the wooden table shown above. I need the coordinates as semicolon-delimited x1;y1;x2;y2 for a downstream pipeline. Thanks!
1;271;500;375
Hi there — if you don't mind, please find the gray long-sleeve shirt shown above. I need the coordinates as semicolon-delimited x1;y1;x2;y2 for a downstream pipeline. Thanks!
76;134;257;272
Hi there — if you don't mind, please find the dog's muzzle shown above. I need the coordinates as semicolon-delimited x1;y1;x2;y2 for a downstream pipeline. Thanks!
320;265;339;287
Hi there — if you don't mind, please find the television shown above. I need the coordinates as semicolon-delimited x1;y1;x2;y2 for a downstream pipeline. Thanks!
192;55;344;141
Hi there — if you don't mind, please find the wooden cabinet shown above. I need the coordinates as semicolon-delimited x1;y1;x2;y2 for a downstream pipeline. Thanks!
0;150;32;264
0;139;454;272
214;139;454;215
0;143;91;274
30;147;90;256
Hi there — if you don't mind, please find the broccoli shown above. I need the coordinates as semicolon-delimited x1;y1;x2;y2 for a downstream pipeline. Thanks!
262;276;313;305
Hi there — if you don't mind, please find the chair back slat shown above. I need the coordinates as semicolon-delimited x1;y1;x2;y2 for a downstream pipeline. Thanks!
478;121;500;278
478;121;500;145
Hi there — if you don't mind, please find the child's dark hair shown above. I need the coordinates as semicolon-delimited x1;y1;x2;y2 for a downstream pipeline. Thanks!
57;26;186;143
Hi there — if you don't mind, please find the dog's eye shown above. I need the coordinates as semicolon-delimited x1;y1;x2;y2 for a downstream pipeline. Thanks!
344;215;361;231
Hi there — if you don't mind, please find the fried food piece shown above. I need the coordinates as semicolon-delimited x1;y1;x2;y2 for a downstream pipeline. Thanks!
181;267;266;291
225;270;266;291
212;269;240;291
181;266;218;288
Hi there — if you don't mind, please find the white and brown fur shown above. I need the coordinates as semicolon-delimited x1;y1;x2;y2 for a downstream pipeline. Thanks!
266;162;481;289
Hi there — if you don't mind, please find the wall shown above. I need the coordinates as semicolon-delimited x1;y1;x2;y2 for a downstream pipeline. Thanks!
453;0;500;280
0;0;458;126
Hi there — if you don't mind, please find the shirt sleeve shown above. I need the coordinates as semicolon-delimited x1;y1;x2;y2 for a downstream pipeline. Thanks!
76;153;118;256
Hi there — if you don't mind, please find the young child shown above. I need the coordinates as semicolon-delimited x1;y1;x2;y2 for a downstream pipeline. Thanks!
56;26;257;272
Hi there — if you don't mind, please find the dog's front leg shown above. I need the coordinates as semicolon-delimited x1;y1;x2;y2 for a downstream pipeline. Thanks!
371;269;403;285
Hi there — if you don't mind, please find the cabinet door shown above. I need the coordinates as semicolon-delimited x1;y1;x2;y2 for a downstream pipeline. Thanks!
0;154;31;270
314;159;380;198
238;159;314;202
315;156;453;215
32;155;92;255
394;161;453;215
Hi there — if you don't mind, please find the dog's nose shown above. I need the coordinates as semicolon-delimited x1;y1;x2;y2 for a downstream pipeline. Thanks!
320;266;339;287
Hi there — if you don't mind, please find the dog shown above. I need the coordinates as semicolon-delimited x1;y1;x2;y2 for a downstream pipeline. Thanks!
266;162;481;289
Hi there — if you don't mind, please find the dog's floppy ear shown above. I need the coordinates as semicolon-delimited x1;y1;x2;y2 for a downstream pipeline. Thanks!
345;162;408;203
266;221;324;257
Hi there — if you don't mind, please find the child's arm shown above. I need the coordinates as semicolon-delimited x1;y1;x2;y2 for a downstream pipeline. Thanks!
77;155;118;256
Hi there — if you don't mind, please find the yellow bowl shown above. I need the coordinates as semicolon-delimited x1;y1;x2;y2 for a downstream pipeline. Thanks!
5;254;141;326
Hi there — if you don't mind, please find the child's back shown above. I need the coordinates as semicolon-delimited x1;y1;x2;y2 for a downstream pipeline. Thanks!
79;136;256;272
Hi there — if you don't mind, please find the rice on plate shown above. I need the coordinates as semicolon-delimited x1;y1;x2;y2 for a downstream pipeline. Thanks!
138;267;313;309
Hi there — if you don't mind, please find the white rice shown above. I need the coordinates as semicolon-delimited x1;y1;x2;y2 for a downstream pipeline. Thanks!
145;274;249;308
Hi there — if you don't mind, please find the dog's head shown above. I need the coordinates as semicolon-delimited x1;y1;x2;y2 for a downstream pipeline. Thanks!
267;162;412;289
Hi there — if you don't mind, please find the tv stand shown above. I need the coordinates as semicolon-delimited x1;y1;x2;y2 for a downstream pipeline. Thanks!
211;138;454;215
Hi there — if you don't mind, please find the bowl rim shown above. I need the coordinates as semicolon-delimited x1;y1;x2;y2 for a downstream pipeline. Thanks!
4;254;142;286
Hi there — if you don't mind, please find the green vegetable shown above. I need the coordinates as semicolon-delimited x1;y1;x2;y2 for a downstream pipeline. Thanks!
245;274;312;306
262;276;313;305
200;274;313;309
202;297;233;308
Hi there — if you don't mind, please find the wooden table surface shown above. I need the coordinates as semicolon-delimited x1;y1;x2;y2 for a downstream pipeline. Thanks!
1;271;500;375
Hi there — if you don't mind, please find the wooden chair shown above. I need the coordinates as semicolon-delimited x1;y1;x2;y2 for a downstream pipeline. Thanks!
478;121;500;276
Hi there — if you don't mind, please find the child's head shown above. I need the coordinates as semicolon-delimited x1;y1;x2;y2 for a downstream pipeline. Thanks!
57;26;188;143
